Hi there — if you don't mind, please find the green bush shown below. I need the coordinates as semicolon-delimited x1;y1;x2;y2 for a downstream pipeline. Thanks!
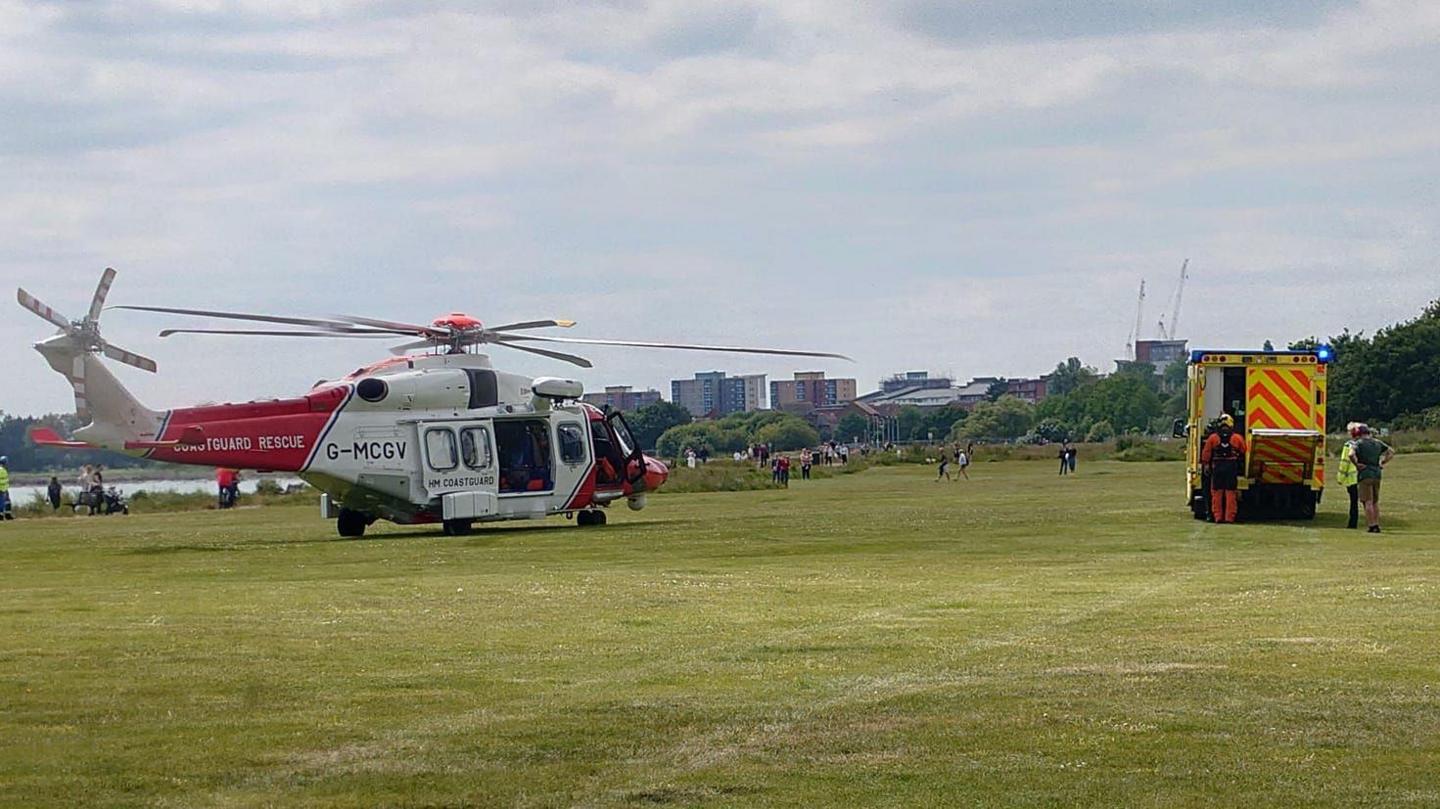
1111;441;1185;462
1086;420;1115;442
254;479;284;496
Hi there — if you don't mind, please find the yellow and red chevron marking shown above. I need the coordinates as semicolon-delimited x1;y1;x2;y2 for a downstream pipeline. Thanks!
1247;368;1313;430
1249;435;1315;484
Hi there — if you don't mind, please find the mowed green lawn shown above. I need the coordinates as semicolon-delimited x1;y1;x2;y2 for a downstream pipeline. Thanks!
3;458;1439;808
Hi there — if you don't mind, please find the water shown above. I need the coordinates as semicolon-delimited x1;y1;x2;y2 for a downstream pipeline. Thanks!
7;476;307;506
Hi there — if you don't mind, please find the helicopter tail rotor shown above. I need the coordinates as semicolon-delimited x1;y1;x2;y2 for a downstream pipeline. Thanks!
17;270;159;374
17;269;163;429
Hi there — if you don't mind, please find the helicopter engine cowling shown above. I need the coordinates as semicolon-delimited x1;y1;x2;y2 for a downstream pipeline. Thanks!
349;368;470;412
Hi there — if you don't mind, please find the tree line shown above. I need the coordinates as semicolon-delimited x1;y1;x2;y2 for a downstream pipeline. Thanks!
1288;298;1440;430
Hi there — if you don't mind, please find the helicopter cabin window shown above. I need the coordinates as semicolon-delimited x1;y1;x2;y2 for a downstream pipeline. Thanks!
460;426;492;470
495;419;553;493
425;428;458;472
467;369;498;409
557;423;586;465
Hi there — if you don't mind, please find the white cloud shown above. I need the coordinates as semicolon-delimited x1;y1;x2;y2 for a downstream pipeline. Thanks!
3;0;1438;416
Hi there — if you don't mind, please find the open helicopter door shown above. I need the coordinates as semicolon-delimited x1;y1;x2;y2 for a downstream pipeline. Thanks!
420;421;499;521
606;410;646;488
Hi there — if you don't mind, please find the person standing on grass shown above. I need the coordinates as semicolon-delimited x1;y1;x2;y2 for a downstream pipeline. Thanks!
956;447;970;479
1067;444;1078;474
778;454;791;487
1058;441;1071;475
216;467;230;508
1347;424;1395;533
937;452;951;482
90;465;105;513
0;456;12;520
47;476;62;511
1336;422;1362;530
1201;414;1246;524
801;449;812;480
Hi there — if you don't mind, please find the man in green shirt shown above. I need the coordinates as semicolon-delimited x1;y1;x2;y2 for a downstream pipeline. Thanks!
1346;425;1395;533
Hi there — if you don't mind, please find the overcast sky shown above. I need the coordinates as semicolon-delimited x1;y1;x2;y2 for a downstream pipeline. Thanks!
3;0;1438;417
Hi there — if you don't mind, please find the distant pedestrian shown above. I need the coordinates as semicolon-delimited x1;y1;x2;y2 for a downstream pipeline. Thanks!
1067;444;1078;474
801;450;812;480
778;455;791;487
1336;422;1362;529
956;448;970;480
1058;442;1071;476
90;465;105;514
1347;424;1395;533
47;476;62;511
216;467;237;508
937;454;950;482
0;456;12;520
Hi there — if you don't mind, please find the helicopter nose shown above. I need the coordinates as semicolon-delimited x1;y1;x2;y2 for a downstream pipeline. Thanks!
643;456;669;491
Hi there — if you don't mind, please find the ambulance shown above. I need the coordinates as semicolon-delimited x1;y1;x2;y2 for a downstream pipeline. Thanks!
1174;347;1333;519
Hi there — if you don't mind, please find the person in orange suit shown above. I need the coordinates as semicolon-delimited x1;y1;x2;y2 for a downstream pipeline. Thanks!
1201;414;1247;523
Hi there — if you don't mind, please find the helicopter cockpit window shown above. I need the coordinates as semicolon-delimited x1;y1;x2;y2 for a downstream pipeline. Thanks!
557;423;585;465
425;428;458;472
460;426;492;470
495;419;553;493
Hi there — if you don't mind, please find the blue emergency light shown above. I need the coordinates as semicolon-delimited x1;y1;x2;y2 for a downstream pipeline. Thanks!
1316;344;1334;363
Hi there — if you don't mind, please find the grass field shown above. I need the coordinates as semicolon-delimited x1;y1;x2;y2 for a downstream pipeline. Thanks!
3;458;1439;808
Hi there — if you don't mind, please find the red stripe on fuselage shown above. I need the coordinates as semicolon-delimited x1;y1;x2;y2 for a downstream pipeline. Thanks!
146;385;351;471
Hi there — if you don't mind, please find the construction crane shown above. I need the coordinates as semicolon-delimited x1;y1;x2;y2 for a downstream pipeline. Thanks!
1157;259;1189;340
1125;278;1146;361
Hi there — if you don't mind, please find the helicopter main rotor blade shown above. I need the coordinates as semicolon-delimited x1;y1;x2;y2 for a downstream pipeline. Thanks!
496;333;853;361
485;319;576;332
88;268;117;323
113;304;365;332
159;328;397;338
101;342;158;373
332;314;448;338
491;337;593;368
17;288;73;331
388;337;442;355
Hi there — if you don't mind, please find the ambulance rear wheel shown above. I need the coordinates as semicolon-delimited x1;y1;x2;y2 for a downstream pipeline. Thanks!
577;510;607;527
442;519;473;536
1190;490;1208;520
337;508;368;538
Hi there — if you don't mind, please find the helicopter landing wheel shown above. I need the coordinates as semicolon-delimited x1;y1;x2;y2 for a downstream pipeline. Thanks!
337;508;369;538
442;519;473;536
576;510;607;527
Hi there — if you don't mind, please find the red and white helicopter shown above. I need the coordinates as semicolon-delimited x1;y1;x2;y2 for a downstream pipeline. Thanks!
19;270;847;537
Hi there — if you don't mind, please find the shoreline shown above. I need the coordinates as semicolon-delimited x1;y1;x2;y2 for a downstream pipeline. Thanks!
9;467;293;487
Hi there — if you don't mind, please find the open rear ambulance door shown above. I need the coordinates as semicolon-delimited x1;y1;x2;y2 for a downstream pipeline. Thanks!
1247;428;1322;488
